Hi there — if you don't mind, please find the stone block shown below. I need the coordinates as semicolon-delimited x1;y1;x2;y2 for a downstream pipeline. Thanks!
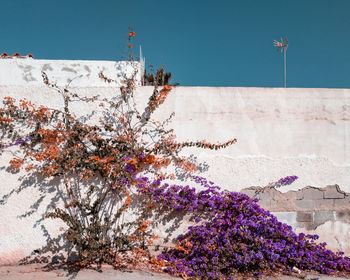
258;199;271;209
313;210;335;224
296;190;304;200
323;185;346;199
257;191;270;201
302;187;324;200
334;198;350;208
296;221;317;231
240;188;256;198
272;200;295;212
335;210;350;221
272;212;297;231
295;200;314;209
313;198;335;209
296;211;313;222
272;212;296;223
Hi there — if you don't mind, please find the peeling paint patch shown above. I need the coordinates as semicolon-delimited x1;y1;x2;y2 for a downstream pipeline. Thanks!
241;184;350;212
243;185;350;230
273;210;349;231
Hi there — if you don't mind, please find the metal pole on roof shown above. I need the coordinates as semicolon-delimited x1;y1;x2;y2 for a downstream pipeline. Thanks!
284;47;287;88
273;36;288;88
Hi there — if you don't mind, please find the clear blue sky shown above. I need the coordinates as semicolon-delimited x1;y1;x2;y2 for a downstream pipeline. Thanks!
1;0;350;88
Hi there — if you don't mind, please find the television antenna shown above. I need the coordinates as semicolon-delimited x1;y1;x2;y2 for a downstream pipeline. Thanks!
273;36;288;88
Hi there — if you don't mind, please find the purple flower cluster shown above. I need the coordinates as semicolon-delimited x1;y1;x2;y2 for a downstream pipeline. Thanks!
136;176;350;279
1;137;33;149
266;175;298;189
277;175;298;186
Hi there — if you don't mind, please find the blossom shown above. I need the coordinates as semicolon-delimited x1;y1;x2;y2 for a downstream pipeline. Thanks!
266;175;298;188
136;175;350;279
2;137;33;149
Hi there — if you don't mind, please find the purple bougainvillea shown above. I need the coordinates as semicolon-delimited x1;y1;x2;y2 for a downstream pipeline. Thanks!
276;175;298;187
1;137;33;149
266;175;298;189
136;175;350;279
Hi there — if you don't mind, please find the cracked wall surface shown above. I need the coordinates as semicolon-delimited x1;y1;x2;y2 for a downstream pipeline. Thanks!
1;62;350;263
241;185;350;254
241;184;349;212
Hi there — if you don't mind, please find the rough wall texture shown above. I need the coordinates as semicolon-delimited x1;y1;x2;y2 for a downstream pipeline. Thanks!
241;184;348;212
0;57;143;87
239;185;350;256
1;59;350;264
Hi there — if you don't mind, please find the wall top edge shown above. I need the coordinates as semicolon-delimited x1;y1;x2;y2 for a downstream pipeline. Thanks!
0;85;350;92
0;58;136;64
143;85;350;91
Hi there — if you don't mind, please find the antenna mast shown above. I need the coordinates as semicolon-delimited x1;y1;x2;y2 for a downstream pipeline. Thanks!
273;36;288;88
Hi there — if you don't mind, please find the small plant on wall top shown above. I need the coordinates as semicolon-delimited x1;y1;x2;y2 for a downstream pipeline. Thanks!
1;30;350;279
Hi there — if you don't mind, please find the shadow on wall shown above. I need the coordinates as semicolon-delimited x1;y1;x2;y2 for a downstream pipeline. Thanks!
0;150;211;271
0;166;76;265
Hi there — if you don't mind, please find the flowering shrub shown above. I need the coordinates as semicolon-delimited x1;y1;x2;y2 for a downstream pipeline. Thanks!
136;176;350;279
0;30;236;270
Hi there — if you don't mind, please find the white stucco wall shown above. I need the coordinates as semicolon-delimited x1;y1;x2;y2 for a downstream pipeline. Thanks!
0;57;143;87
150;86;350;192
1;59;350;264
1;84;349;192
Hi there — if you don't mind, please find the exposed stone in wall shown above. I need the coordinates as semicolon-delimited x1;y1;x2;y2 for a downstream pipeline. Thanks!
241;184;350;212
241;185;350;231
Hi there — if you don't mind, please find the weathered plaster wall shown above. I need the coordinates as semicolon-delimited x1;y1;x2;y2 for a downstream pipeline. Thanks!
149;86;350;193
1;59;350;264
0;58;142;87
1;84;349;192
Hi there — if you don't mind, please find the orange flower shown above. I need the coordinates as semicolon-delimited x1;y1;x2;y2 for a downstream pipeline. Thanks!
125;196;132;206
128;31;136;37
127;158;138;165
80;170;93;181
0;116;11;123
45;145;60;160
139;220;151;232
38;129;61;144
9;158;24;169
162;85;172;92
146;203;156;210
182;160;197;172
25;164;34;172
